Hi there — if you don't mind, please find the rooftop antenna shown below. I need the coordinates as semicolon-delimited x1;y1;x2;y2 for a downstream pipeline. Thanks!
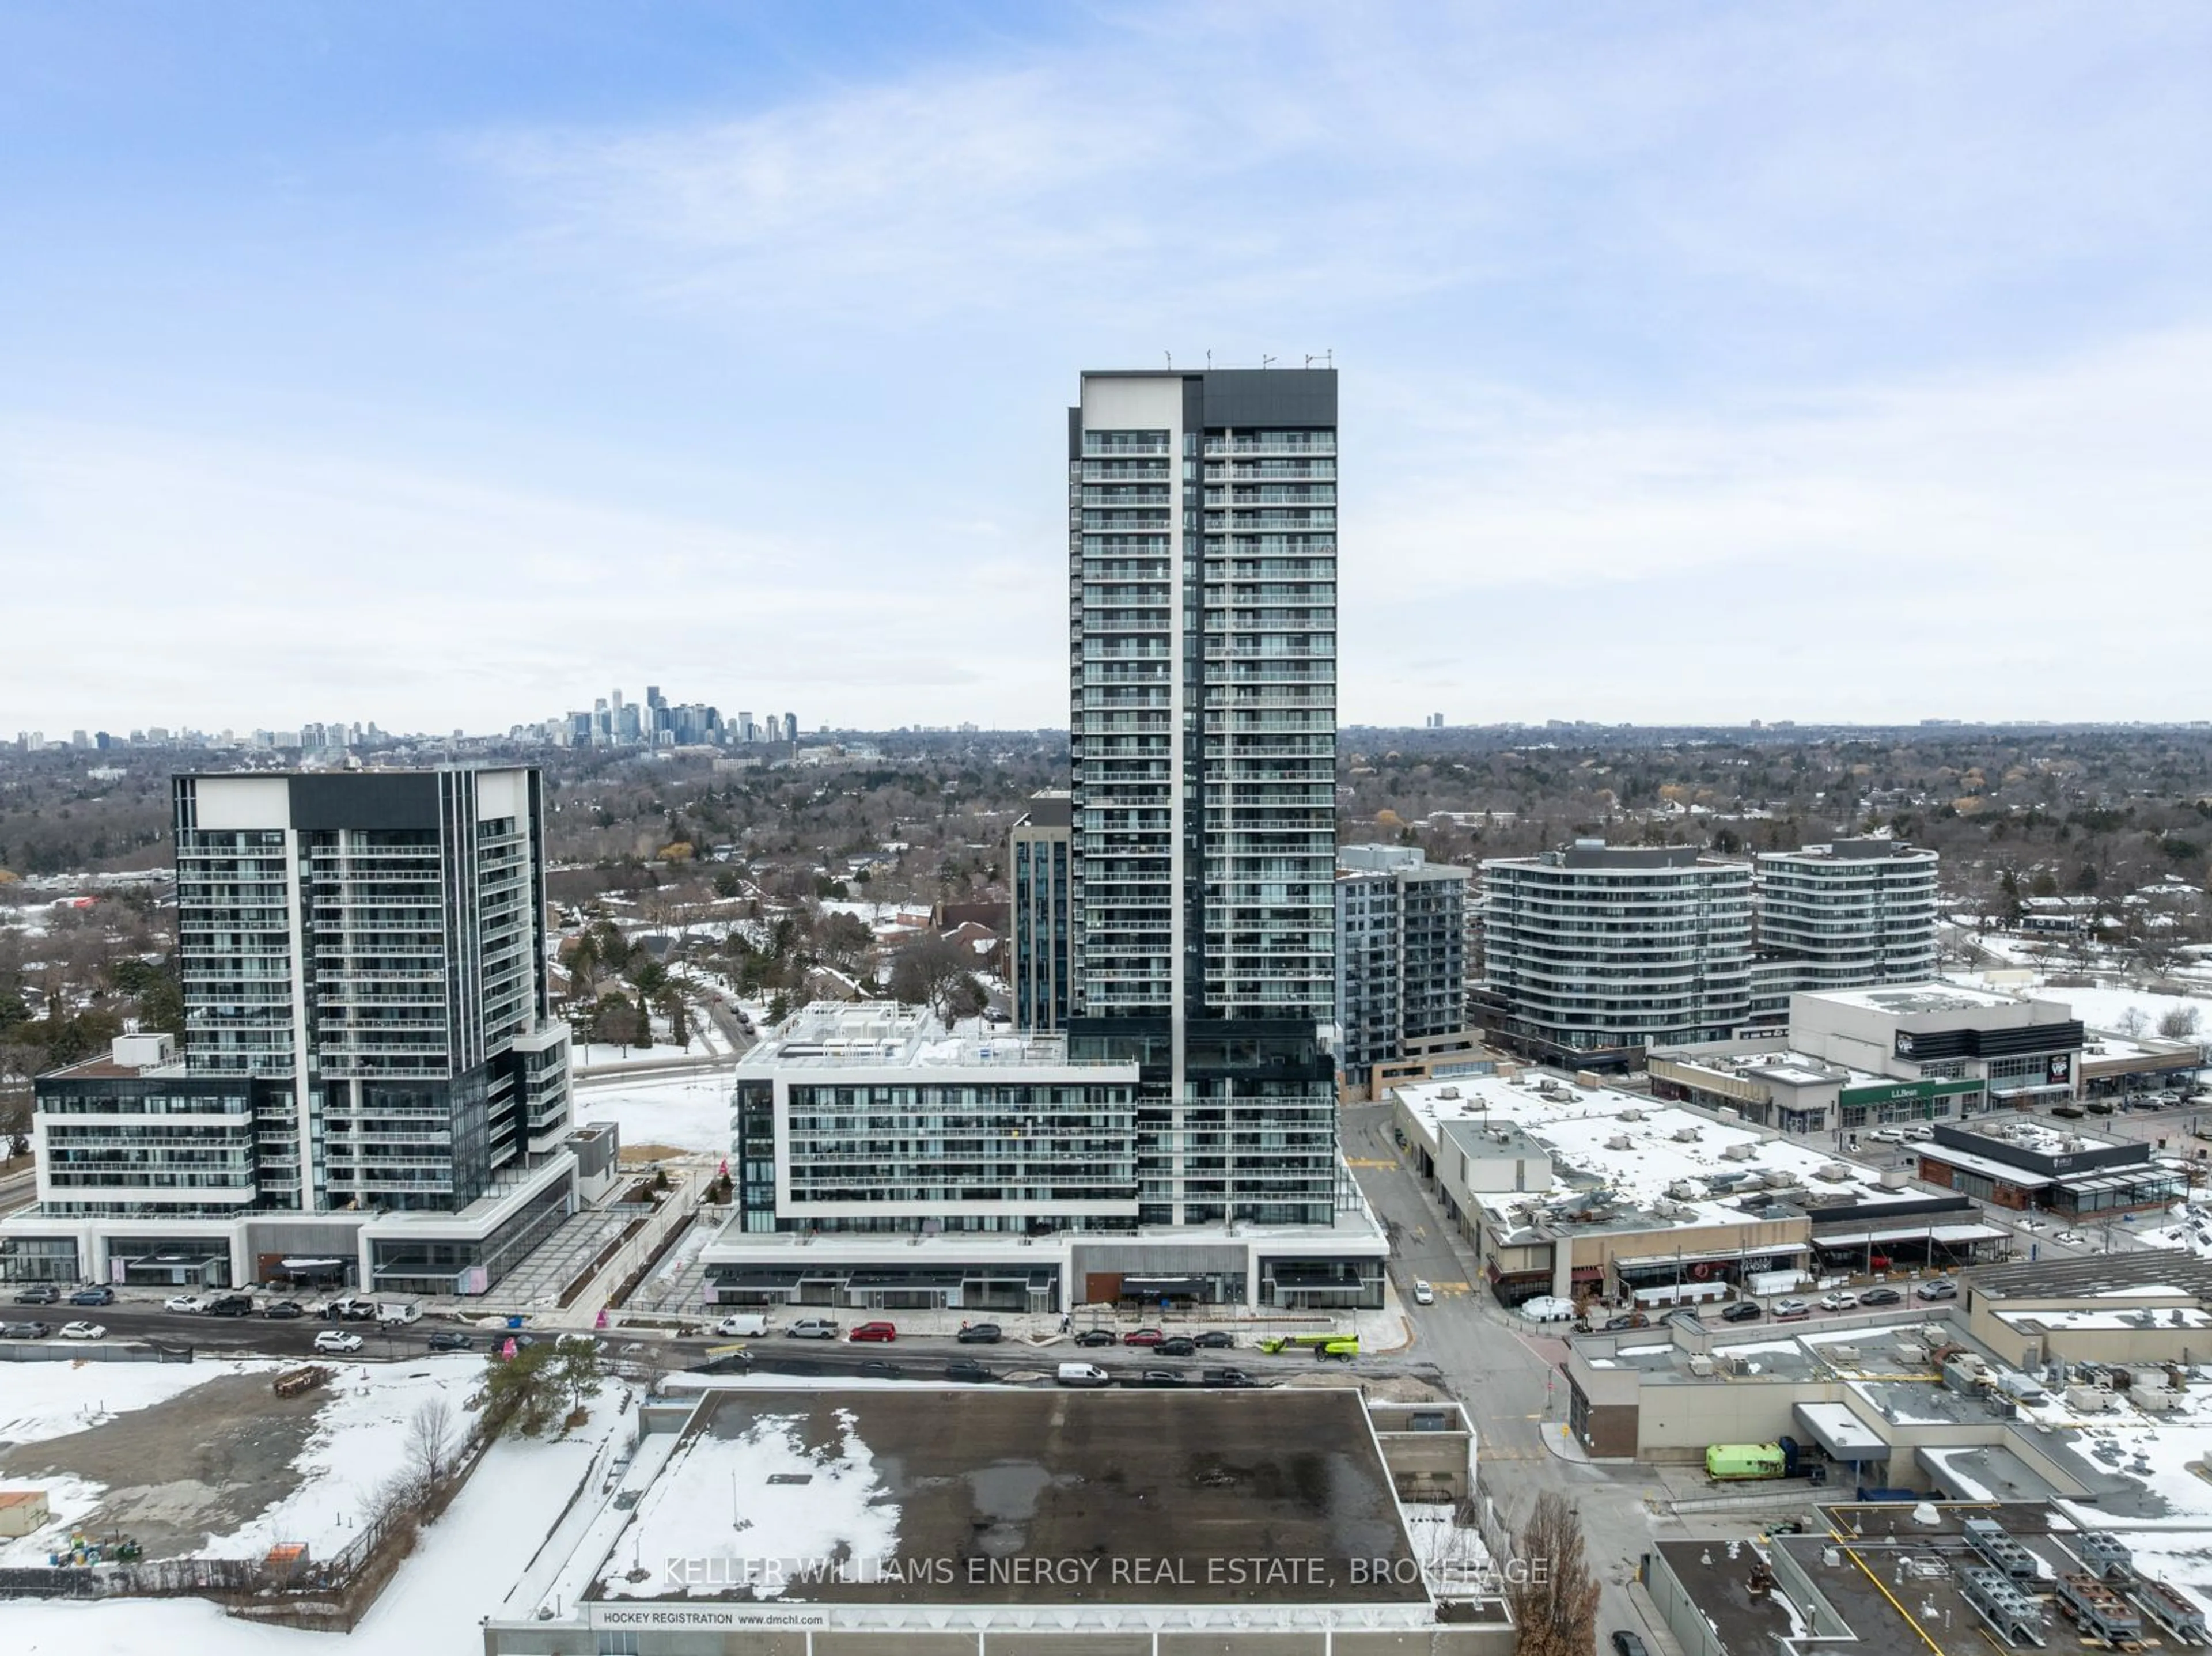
1206;350;1213;369
1165;350;1173;369
1262;354;1276;369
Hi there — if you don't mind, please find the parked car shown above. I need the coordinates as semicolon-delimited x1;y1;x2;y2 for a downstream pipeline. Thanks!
1720;1302;1762;1324
1073;1328;1116;1348
1611;1633;1650;1656
426;1331;474;1352
1915;1279;1959;1301
2;1320;52;1339
261;1299;305;1319
2051;1105;2085;1120
1192;1329;1234;1348
944;1358;993;1383
1602;1312;1649;1332
1773;1298;1811;1321
2086;1100;2114;1116
1056;1362;1112;1388
1139;1369;1187;1387
1412;1279;1435;1306
313;1329;365;1354
68;1287;115;1306
955;1322;1002;1344
1202;1367;1257;1388
1820;1291;1858;1312
857;1358;901;1378
1122;1327;1165;1347
60;1321;107;1340
784;1318;840;1340
205;1294;255;1317
1859;1287;1904;1307
12;1284;60;1305
1907;1126;1934;1141
711;1313;769;1338
165;1294;210;1314
847;1321;897;1343
1868;1128;1904;1143
1156;1336;1197;1356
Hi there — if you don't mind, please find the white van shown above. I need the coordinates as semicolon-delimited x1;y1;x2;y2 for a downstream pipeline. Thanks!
374;1298;422;1325
1056;1362;1112;1388
714;1312;769;1337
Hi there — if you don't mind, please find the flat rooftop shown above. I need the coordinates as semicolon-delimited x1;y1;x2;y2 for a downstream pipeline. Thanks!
596;1388;1426;1606
739;1002;1134;1073
1800;982;2031;1014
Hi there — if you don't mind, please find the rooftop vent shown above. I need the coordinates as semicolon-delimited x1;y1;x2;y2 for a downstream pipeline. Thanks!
1605;1135;1634;1151
1618;1108;1646;1123
1719;1143;1756;1162
1672;1127;1702;1143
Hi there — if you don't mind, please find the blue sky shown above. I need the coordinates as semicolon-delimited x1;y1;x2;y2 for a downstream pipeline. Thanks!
3;2;2209;733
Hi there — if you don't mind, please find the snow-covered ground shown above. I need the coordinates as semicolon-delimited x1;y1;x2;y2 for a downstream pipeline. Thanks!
571;1069;730;1154
0;1356;485;1569
0;1387;632;1655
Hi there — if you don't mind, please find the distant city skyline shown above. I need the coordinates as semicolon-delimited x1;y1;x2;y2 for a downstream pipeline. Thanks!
3;6;2209;731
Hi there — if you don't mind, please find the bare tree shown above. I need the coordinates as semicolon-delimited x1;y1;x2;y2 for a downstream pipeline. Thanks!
1507;1491;1601;1656
2116;1006;2149;1038
404;1396;459;1496
2159;1003;2205;1040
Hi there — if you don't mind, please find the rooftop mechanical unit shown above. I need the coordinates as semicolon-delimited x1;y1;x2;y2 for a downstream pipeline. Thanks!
1957;1565;2047;1647
1963;1517;2039;1581
2057;1572;2143;1644
2132;1574;2210;1644
2075;1532;2133;1582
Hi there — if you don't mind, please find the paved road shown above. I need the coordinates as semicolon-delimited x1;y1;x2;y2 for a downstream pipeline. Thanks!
1339;1101;1672;1648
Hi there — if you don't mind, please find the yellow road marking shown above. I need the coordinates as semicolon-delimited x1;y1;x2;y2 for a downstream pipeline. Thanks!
1344;1157;1397;1168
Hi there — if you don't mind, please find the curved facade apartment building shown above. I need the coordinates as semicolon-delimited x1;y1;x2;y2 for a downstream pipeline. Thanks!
1477;840;1752;1067
1754;839;1940;992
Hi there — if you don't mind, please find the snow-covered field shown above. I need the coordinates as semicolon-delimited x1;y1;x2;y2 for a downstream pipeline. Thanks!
0;1380;634;1655
571;1069;731;1153
0;1356;484;1568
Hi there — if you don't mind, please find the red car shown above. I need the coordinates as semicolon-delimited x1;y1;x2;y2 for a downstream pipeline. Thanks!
848;1321;898;1343
1122;1327;1164;1347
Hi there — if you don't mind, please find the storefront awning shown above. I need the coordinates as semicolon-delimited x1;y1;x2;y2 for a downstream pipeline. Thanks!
1812;1222;2009;1247
1794;1401;1890;1461
279;1257;348;1271
1611;1244;1809;1269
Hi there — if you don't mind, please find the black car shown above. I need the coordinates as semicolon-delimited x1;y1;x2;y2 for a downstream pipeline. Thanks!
858;1359;903;1380
1156;1336;1197;1357
1139;1369;1187;1387
1192;1329;1234;1348
261;1299;305;1320
12;1285;60;1306
1859;1287;1904;1307
426;1331;474;1352
68;1287;115;1306
955;1322;1002;1344
2;1320;51;1339
206;1294;255;1317
1073;1328;1116;1348
1611;1633;1649;1656
1202;1367;1256;1388
1720;1302;1762;1324
944;1358;992;1383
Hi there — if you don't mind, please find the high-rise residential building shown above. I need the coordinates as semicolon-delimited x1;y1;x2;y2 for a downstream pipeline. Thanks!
1009;790;1073;1033
1335;844;1471;1079
1744;840;1941;1023
694;367;1386;1313
0;768;577;1295
1063;367;1340;1226
1476;839;1753;1067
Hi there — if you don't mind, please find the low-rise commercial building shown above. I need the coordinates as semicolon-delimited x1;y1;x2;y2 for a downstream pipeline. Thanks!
1389;1073;2001;1309
484;1385;1512;1655
1913;1118;2184;1219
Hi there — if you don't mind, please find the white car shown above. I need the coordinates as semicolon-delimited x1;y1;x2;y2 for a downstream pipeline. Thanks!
165;1294;209;1314
313;1329;365;1354
1868;1129;1904;1144
1820;1291;1858;1312
1412;1280;1435;1306
2054;1230;2084;1245
60;1321;106;1340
